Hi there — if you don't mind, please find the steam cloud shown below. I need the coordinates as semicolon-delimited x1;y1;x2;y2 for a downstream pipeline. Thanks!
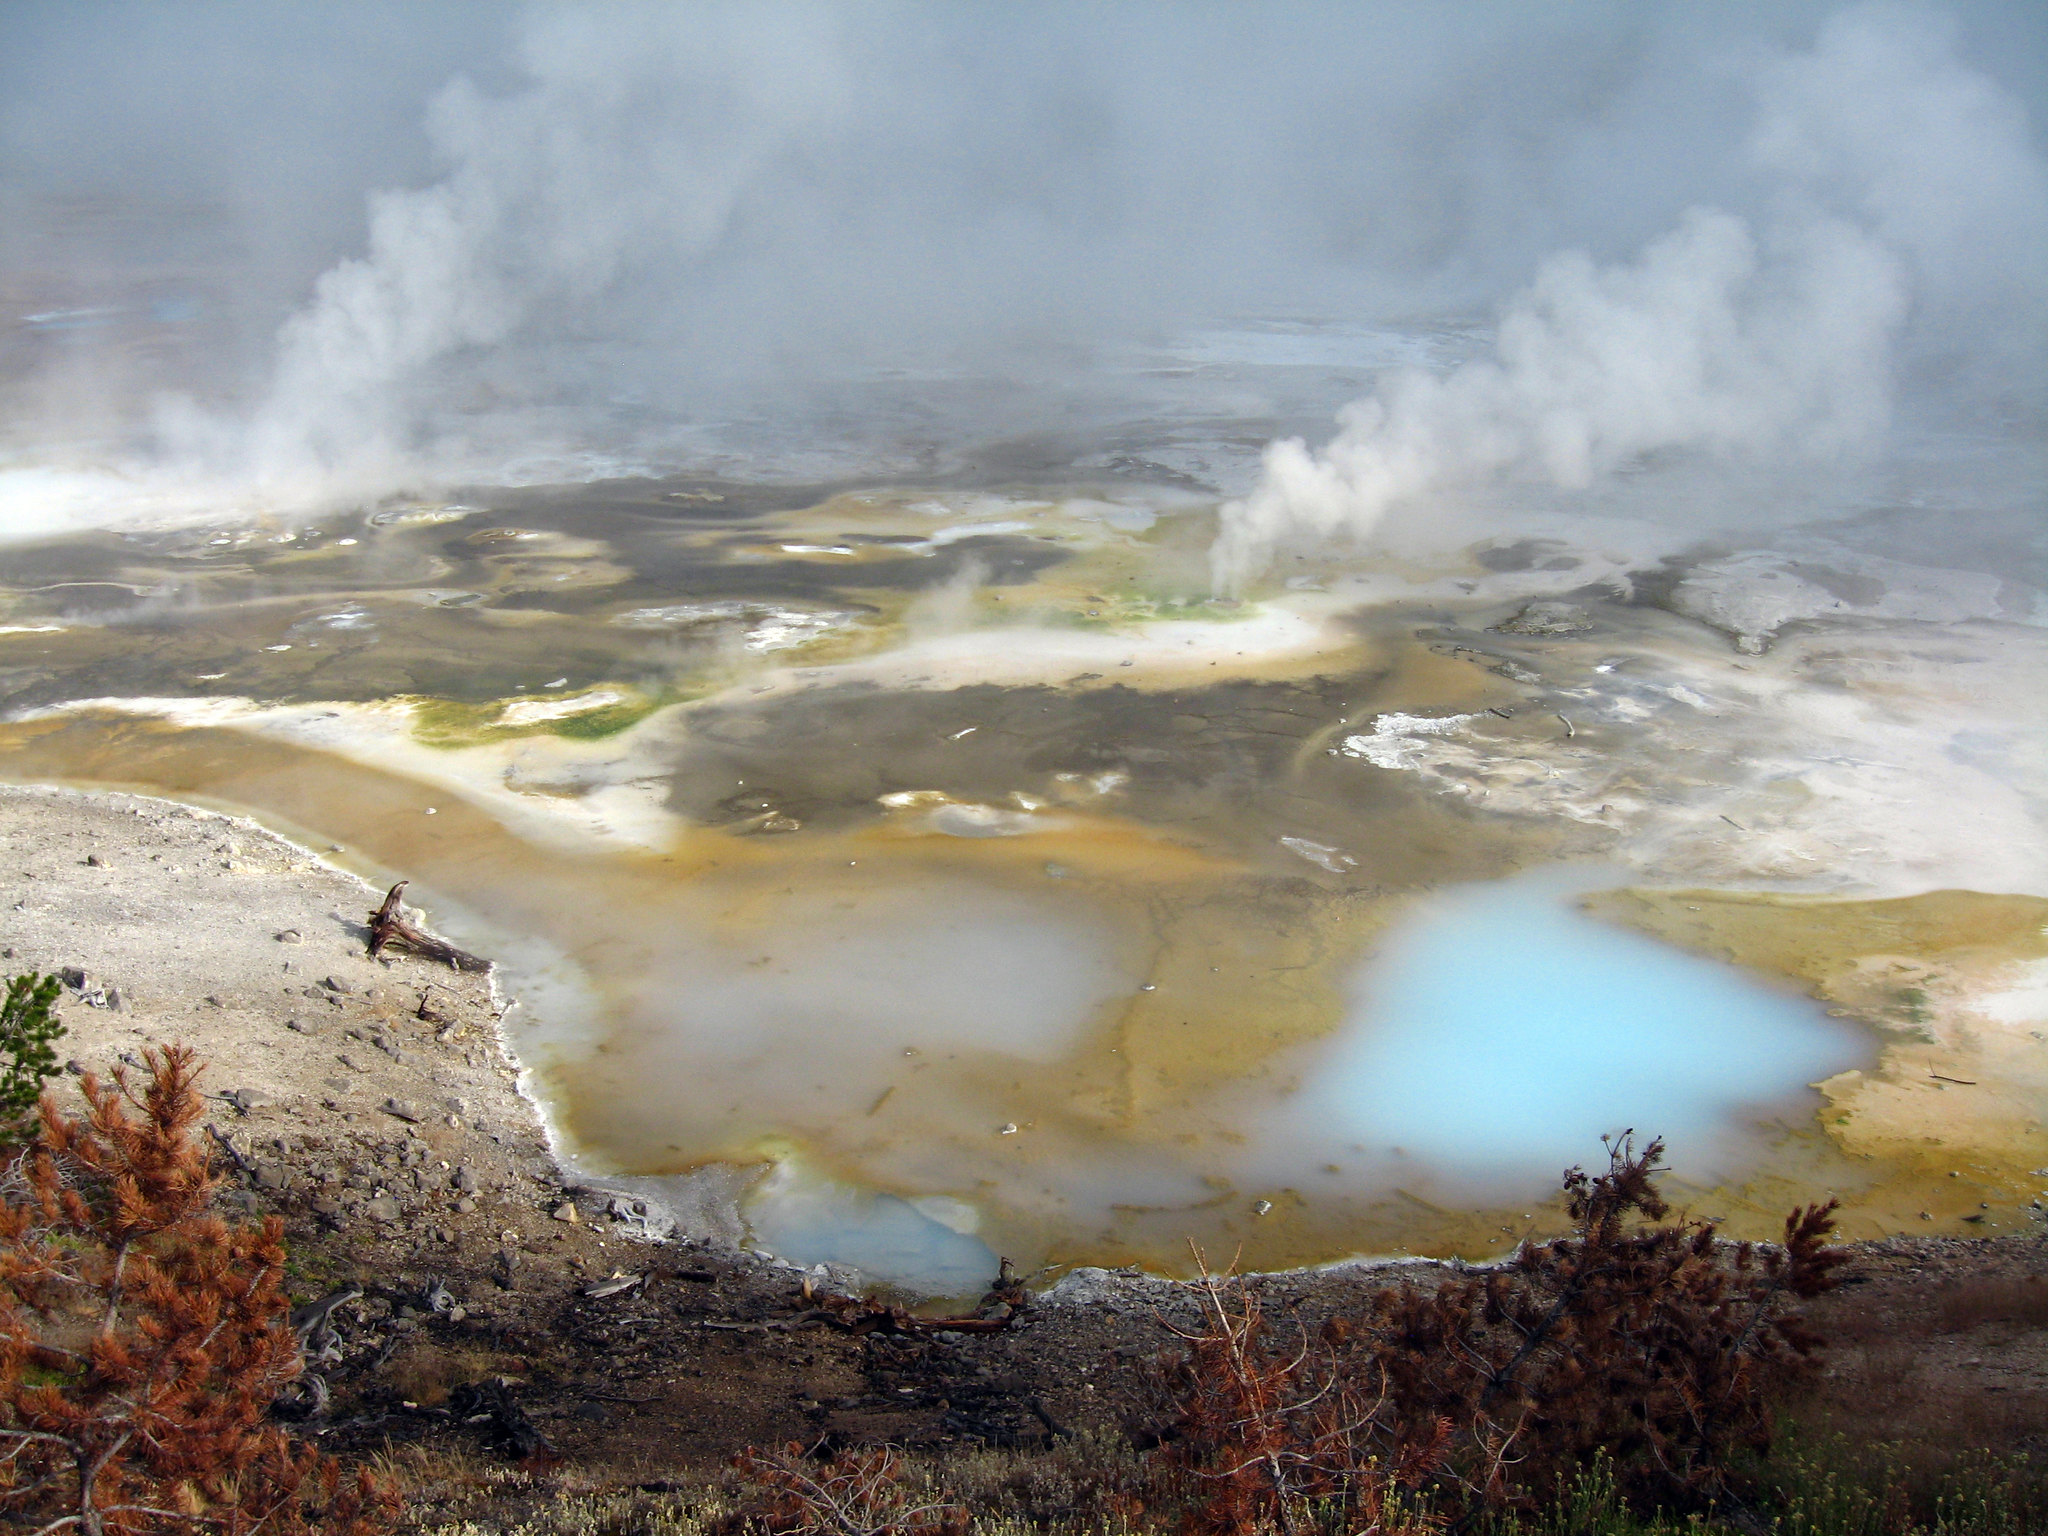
1;3;2041;534
166;7;853;499
1210;4;2048;593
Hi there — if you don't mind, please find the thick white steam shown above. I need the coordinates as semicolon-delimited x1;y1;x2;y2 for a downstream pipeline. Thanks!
170;6;850;498
1210;4;2046;594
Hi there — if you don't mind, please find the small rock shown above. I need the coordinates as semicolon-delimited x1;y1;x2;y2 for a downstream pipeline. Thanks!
286;1018;315;1034
84;854;107;868
59;967;88;990
255;1164;289;1191
322;977;352;994
456;1197;478;1214
203;995;225;1008
552;1202;582;1224
226;1088;266;1113
275;929;302;944
365;1195;402;1224
453;1166;480;1194
382;1099;423;1123
1493;600;1594;637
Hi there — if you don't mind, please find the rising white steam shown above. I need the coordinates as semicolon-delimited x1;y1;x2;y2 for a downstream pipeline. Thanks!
1209;3;2044;594
170;6;850;499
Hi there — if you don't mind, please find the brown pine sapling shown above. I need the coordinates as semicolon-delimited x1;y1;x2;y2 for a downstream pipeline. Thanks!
1351;1134;1843;1516
0;1044;397;1535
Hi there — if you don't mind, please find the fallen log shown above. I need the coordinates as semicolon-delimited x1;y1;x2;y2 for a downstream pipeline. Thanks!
368;881;491;972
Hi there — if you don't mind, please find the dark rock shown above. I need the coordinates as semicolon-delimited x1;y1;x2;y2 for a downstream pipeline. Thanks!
449;1380;545;1458
1493;600;1594;636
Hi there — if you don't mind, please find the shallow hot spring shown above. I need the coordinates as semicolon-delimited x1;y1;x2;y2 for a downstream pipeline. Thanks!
1300;871;1868;1180
520;851;1869;1295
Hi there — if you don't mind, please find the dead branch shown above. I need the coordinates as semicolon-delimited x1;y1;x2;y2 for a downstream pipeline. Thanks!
366;882;490;973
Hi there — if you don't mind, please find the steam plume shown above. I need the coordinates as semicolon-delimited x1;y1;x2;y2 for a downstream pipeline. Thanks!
176;6;851;497
1210;3;2045;594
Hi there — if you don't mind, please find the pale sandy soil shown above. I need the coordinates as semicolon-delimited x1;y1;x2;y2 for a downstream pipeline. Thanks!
0;782;538;1174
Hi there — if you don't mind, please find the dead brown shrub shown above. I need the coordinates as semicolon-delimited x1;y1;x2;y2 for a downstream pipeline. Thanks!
1153;1251;1448;1536
733;1440;966;1536
0;1045;398;1535
1341;1135;1843;1516
1153;1135;1844;1528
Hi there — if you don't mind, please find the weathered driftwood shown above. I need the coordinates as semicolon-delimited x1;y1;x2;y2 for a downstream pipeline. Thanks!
368;881;491;972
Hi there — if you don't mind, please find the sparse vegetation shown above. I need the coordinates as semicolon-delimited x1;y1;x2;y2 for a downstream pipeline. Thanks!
1137;1135;1849;1531
1342;1134;1845;1518
1152;1250;1445;1536
388;1438;2048;1536
735;1441;966;1536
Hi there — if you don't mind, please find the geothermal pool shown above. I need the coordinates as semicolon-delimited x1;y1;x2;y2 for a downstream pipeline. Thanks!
2;474;2043;1295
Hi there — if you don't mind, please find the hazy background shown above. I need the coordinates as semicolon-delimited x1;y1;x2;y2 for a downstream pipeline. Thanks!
1;0;2043;535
